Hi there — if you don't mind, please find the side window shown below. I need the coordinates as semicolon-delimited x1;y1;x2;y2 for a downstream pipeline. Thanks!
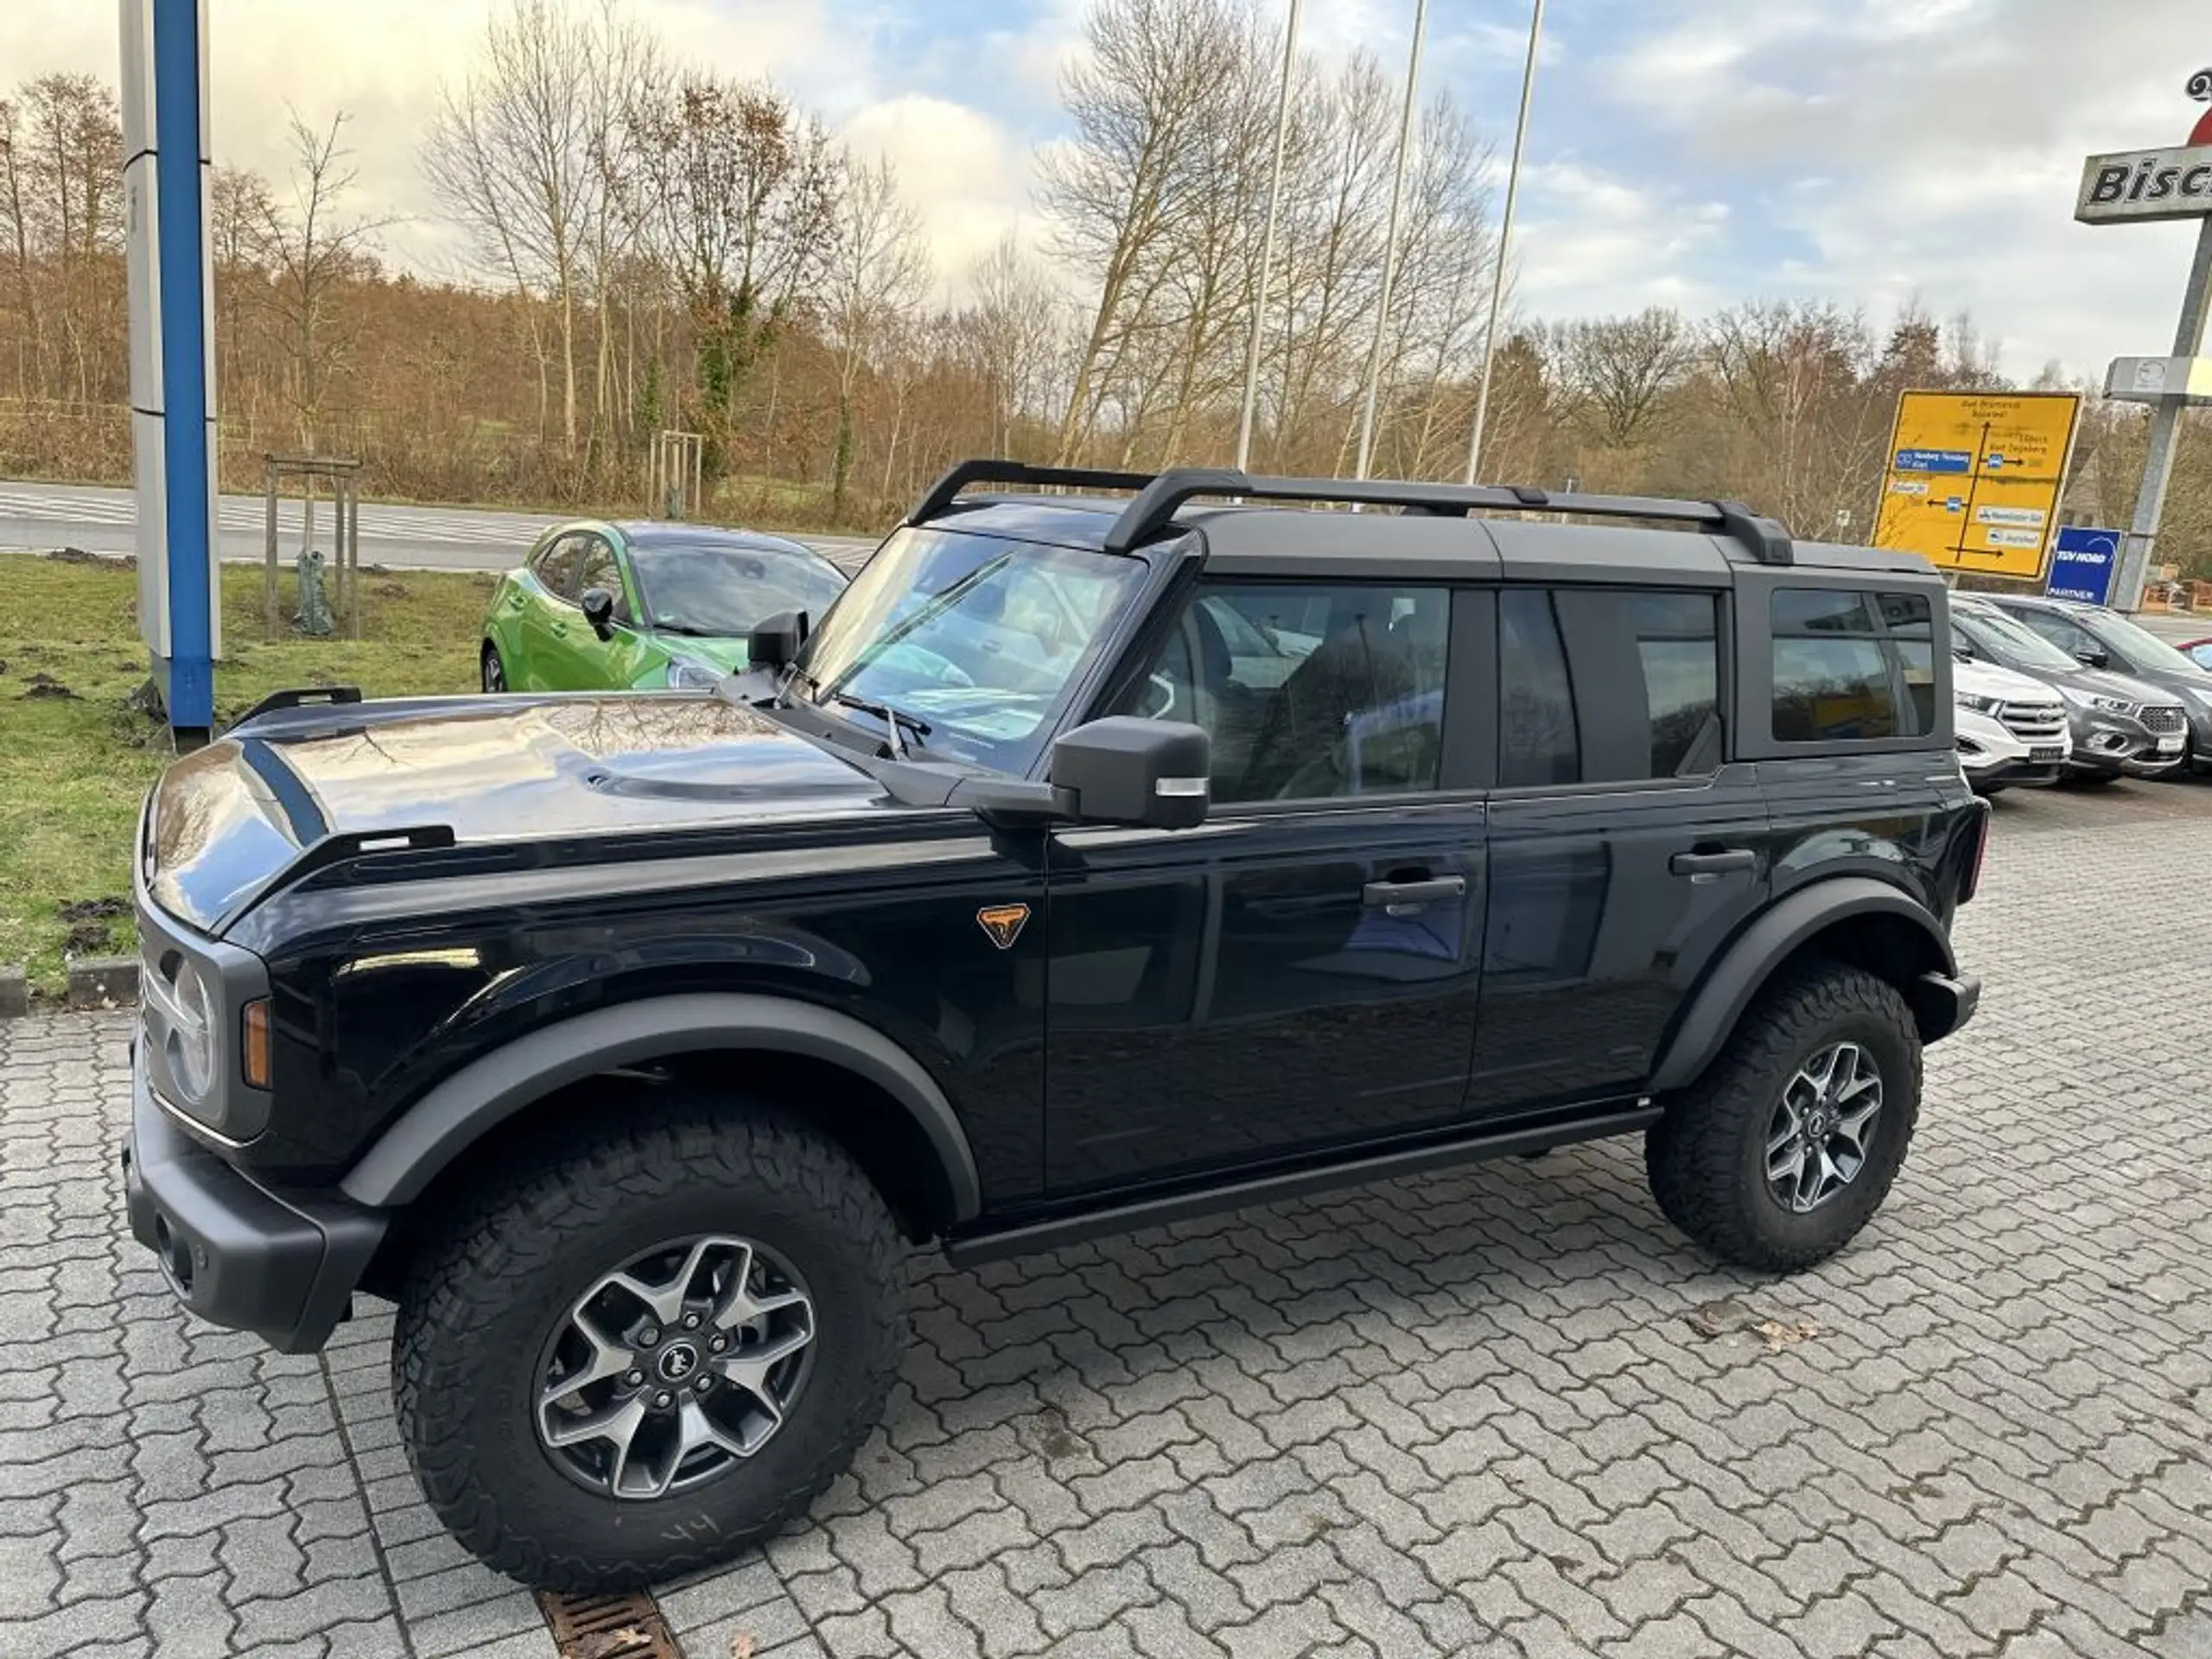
1878;592;1936;734
1117;582;1449;803
1770;588;1937;742
533;533;588;601
2013;607;2093;658
1549;588;1722;781
573;538;630;622
1499;590;1579;786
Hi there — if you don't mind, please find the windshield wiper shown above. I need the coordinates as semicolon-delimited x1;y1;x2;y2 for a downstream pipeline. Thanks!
830;690;932;759
653;620;717;637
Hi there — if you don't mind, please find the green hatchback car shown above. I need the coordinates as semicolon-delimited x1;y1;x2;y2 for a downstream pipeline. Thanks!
481;521;850;693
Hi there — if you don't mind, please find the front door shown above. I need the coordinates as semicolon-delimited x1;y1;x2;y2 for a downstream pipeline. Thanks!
1470;586;1770;1113
1042;578;1487;1194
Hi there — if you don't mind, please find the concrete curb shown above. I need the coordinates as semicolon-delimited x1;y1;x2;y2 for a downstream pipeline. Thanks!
66;957;139;1010
0;966;26;1019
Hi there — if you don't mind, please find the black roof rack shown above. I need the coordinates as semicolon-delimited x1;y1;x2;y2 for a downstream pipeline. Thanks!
907;459;1795;566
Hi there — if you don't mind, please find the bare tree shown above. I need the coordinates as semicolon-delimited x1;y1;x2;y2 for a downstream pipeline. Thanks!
259;111;387;446
822;154;928;518
1554;308;1695;449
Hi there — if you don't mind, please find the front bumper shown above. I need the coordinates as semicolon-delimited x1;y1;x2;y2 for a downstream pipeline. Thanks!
123;1043;385;1353
2065;718;2186;775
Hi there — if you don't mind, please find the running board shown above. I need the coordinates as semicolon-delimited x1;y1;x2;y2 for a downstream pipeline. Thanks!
942;1103;1661;1267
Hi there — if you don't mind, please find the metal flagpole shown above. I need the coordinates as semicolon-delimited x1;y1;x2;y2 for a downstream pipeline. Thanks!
1464;0;1545;486
2113;214;2212;611
1236;0;1302;474
1353;0;1427;481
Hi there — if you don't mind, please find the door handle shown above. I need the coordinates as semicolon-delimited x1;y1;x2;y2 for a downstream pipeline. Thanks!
1670;849;1757;877
1362;874;1466;914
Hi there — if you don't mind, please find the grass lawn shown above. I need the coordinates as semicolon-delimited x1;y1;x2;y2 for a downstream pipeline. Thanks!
0;553;494;994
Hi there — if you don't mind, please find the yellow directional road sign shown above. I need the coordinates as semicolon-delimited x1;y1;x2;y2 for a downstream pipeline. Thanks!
1872;391;2082;581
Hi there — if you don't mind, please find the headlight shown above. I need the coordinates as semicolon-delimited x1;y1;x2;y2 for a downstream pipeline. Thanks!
665;658;724;691
166;959;217;1103
1955;692;2003;715
2059;684;2135;715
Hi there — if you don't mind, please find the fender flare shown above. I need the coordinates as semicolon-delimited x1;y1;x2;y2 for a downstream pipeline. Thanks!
340;993;982;1222
1649;878;1955;1094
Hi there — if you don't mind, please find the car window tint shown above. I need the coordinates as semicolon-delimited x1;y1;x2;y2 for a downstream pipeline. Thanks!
574;539;629;622
534;534;587;600
1499;589;1579;786
1772;589;1897;742
1626;592;1721;776
1120;582;1449;803
1880;593;1936;735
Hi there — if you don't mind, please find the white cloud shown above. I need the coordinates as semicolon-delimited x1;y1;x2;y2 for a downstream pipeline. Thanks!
841;95;1040;293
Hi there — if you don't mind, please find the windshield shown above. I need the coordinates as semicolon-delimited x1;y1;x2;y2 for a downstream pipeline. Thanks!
1956;607;2078;672
630;541;848;638
793;526;1148;773
2085;610;2209;677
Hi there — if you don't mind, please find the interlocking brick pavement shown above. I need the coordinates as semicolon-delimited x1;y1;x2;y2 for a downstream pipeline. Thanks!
3;779;2210;1658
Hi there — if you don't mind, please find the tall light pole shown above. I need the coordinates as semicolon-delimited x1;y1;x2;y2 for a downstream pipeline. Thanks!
1464;0;1545;486
1236;0;1302;474
1353;0;1427;481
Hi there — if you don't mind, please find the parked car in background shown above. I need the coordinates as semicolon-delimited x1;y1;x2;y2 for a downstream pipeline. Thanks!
1952;655;2069;793
2182;636;2212;671
1949;596;2187;784
1980;594;2212;772
482;522;849;694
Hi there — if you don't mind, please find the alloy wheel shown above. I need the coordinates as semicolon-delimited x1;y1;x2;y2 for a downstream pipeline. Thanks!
533;1235;815;1500
1764;1041;1884;1215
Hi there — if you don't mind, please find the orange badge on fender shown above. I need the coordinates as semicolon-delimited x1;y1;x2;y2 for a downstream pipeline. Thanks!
976;904;1031;950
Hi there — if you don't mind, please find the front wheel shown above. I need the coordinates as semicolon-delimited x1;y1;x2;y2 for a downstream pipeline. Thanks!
481;642;509;693
393;1107;906;1591
1646;963;1920;1272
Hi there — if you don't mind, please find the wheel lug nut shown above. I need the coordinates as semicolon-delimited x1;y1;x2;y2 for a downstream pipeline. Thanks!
694;1374;714;1393
709;1334;727;1353
625;1369;644;1386
683;1313;701;1330
653;1390;673;1410
638;1325;659;1345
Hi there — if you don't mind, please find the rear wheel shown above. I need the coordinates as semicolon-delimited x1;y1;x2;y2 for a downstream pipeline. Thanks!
1646;963;1919;1272
393;1105;906;1591
480;642;508;692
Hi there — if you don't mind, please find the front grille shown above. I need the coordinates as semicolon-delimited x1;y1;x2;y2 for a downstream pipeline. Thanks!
1997;702;2067;741
2141;705;2186;734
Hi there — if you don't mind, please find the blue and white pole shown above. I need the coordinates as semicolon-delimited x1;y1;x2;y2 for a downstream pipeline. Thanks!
120;0;219;742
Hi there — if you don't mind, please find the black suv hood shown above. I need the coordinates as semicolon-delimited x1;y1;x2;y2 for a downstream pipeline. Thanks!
148;694;886;931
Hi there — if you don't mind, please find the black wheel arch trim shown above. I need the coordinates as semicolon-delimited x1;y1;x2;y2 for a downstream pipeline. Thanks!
1649;877;1960;1094
339;992;983;1224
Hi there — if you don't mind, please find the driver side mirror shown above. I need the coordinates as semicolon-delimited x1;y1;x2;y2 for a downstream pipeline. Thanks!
579;586;618;640
748;609;810;671
1049;716;1211;830
2073;645;2109;669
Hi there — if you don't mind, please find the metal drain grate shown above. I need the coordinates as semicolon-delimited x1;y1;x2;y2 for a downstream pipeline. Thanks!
537;1588;683;1659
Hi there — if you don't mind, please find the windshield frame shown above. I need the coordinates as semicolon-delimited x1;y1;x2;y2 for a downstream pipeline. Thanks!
627;537;849;640
786;524;1170;779
2077;607;2209;677
1955;605;2080;672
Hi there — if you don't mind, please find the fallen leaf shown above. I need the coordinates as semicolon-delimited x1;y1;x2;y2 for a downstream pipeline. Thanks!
730;1637;757;1659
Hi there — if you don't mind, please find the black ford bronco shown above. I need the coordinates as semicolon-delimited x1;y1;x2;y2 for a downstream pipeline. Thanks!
124;462;1986;1589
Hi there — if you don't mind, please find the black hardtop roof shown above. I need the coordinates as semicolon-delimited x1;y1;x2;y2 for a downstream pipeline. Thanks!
905;461;1936;586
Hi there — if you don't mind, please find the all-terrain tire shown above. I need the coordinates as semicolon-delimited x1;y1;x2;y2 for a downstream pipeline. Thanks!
1646;962;1920;1273
392;1104;906;1592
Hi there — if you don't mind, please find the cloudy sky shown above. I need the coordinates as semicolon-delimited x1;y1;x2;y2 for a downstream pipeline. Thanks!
7;0;2209;381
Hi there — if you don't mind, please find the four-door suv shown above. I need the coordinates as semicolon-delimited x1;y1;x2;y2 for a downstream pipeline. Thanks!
1949;595;2190;782
122;463;1987;1592
1976;593;2212;773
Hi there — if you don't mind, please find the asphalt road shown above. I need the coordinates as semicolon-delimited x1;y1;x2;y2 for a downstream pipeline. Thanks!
0;477;884;575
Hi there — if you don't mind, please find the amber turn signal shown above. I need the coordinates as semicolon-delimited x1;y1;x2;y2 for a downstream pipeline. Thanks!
241;999;271;1090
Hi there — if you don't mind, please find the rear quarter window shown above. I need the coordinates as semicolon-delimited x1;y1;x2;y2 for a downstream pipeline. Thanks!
1770;588;1939;744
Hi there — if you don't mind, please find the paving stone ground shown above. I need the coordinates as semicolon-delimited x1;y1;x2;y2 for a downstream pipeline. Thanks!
4;779;2210;1659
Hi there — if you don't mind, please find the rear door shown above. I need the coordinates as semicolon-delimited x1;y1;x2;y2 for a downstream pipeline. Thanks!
1041;577;1491;1194
1470;584;1772;1114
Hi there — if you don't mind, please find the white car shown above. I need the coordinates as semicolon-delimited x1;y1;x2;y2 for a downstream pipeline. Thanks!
1953;655;2070;793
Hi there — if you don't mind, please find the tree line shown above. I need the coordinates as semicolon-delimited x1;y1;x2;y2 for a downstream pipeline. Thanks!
0;0;2206;575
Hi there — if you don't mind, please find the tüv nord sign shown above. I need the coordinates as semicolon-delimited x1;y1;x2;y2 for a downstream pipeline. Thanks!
2077;70;2212;224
